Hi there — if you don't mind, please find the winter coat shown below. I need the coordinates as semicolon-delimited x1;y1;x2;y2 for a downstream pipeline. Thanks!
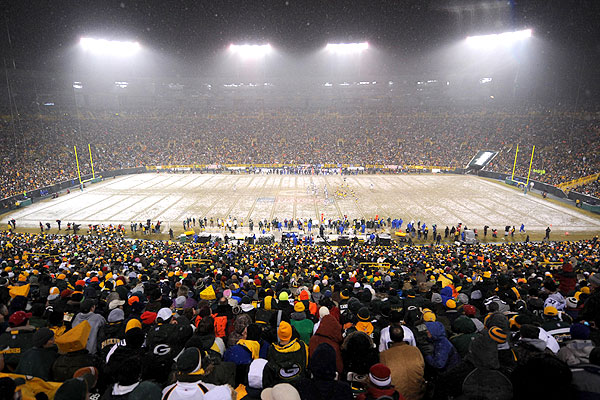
144;322;192;383
557;339;595;366
296;342;353;400
291;312;314;345
14;346;59;380
341;331;379;376
0;325;35;370
52;349;99;382
72;311;106;354
582;289;600;326
571;363;600;399
424;322;460;372
436;334;511;400
557;263;577;295
380;342;425;400
309;315;344;374
105;343;145;384
295;378;353;400
224;341;259;365
267;338;309;384
199;358;237;387
97;321;125;359
449;316;478;358
513;338;554;365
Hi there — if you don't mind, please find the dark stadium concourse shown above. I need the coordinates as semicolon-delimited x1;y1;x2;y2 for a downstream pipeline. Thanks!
0;0;600;399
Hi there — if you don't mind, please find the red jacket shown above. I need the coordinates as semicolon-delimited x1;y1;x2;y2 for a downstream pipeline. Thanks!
557;263;577;295
309;314;344;374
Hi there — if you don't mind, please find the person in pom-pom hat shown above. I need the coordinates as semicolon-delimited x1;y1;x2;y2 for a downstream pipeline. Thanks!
357;363;403;400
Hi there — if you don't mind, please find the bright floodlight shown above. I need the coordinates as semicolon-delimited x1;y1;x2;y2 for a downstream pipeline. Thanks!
80;37;141;56
466;29;532;48
229;44;272;59
325;42;369;54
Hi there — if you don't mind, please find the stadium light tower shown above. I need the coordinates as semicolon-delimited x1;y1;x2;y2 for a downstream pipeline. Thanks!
79;37;141;56
229;43;273;60
325;42;369;55
465;29;532;48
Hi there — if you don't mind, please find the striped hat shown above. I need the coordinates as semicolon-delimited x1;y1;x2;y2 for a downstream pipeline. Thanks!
48;287;60;301
369;363;392;387
488;327;507;344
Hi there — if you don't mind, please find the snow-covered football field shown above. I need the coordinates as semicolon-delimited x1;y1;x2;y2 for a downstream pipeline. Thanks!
3;173;600;234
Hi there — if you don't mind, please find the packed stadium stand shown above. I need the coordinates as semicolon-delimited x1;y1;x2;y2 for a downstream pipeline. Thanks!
0;108;598;200
0;72;599;400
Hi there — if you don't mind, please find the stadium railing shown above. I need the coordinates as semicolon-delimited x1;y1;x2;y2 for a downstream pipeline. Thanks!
0;167;146;215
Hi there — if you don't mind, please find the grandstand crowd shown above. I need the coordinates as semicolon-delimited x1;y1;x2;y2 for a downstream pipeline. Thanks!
577;179;600;199
0;109;599;199
0;230;598;399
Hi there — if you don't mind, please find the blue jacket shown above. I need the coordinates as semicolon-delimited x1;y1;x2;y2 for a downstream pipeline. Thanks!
424;322;460;371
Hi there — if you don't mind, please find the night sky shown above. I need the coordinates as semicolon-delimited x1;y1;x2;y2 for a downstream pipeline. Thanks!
3;0;600;74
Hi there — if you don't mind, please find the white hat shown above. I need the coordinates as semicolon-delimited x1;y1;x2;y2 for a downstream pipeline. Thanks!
319;306;330;319
157;307;173;322
261;383;301;400
108;299;125;310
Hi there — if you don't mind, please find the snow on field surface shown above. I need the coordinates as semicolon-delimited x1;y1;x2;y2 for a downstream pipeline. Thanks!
3;173;600;232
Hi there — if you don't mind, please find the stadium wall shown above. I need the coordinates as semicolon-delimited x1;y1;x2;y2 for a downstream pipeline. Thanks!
567;191;600;207
477;170;568;198
0;167;146;215
477;169;600;213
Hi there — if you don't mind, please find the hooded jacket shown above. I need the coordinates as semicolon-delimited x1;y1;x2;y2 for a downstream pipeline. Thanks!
72;311;106;354
436;334;511;400
341;331;379;376
290;311;314;345
14;345;59;381
557;263;577;295
424;322;460;372
309;315;344;374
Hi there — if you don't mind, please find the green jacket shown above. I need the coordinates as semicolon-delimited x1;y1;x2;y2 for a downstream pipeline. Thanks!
14;346;59;380
0;326;36;370
267;338;308;384
290;314;314;345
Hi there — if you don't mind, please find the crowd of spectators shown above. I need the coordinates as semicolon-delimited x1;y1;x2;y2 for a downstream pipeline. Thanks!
575;179;600;198
0;231;599;399
0;108;599;199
